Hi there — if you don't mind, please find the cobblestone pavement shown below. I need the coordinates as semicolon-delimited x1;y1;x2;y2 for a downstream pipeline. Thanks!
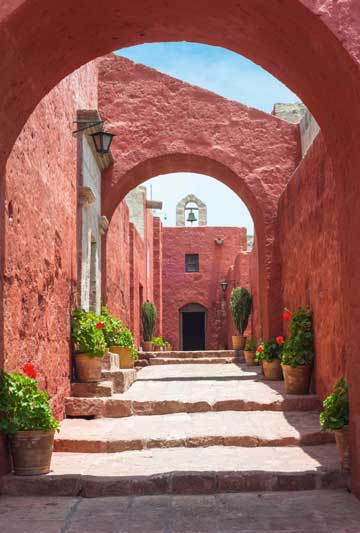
1;490;360;532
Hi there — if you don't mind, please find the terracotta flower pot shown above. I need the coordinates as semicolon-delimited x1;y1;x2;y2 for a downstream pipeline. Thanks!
153;345;162;352
74;353;102;382
10;429;55;476
334;425;351;471
262;358;283;380
244;350;256;366
142;341;153;352
110;346;134;369
232;335;245;350
282;364;312;395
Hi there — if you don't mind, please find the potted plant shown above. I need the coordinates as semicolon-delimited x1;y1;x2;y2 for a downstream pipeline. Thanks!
0;364;60;476
100;306;123;365
141;301;157;351
115;327;139;368
320;378;350;471
256;338;283;380
230;287;252;350
152;336;165;352
164;341;172;351
244;336;257;366
71;308;107;382
281;307;314;394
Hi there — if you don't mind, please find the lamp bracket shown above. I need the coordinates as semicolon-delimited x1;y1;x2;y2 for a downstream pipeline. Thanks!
72;121;104;136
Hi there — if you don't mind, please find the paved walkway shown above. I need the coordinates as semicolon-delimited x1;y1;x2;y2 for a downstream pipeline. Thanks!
1;490;360;532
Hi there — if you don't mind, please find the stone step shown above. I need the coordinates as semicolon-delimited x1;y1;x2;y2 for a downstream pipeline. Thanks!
55;411;334;453
64;392;320;418
147;350;240;359
65;363;320;418
70;381;113;398
0;445;347;497
150;357;243;365
100;368;136;394
102;352;120;371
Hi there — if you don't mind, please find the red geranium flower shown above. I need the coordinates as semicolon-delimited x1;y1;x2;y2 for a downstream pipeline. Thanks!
257;346;263;353
23;363;37;380
96;322;104;329
283;310;292;321
276;336;284;345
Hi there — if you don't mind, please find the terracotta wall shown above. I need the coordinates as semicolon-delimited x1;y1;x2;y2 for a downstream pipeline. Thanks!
278;133;345;400
104;201;131;327
3;62;98;418
162;226;247;350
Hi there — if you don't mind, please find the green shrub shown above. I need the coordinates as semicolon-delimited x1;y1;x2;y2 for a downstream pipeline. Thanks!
255;339;283;363
141;302;157;341
152;336;165;346
281;307;314;367
71;308;107;358
245;337;257;351
320;378;349;431
230;287;252;335
0;371;60;435
100;306;123;347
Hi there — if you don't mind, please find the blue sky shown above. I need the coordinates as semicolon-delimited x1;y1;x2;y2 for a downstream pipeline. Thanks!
117;43;299;233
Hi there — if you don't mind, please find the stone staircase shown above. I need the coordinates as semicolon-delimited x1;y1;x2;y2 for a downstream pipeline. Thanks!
145;350;243;366
0;359;349;498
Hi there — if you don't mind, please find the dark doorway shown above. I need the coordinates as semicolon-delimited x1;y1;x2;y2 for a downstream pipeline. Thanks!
180;303;207;351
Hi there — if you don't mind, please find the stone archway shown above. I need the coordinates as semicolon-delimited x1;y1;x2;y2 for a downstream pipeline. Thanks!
98;54;300;341
1;0;360;494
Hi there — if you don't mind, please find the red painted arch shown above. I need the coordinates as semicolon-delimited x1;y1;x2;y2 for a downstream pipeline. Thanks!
98;55;300;339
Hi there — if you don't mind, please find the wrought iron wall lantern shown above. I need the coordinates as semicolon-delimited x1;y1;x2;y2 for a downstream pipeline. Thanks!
220;279;236;293
73;120;116;155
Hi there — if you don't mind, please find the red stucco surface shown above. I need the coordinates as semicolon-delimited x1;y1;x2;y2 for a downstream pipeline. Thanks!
278;134;344;403
162;227;247;350
98;54;300;340
1;0;360;494
3;62;98;418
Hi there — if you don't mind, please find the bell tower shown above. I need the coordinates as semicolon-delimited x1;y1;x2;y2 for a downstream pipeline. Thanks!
176;194;207;227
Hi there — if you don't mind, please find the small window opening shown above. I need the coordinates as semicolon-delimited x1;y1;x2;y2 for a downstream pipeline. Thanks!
185;254;199;272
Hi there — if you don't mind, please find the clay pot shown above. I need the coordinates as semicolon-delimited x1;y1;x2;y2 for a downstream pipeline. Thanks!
142;341;153;352
0;432;11;475
232;335;245;350
74;353;102;382
334;425;351;471
262;358;283;380
10;430;55;476
153;345;162;352
110;346;134;369
282;364;312;395
244;350;256;366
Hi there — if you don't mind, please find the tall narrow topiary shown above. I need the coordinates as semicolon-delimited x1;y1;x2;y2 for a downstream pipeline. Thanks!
230;287;252;335
141;302;157;342
230;287;252;350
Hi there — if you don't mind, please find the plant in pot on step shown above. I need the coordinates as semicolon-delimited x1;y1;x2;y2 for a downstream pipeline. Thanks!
255;338;283;380
100;306;123;366
115;326;139;369
0;364;60;476
141;301;157;351
244;336;257;366
281;307;314;395
230;287;252;350
164;341;172;352
71;308;107;382
152;336;165;352
320;377;350;471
